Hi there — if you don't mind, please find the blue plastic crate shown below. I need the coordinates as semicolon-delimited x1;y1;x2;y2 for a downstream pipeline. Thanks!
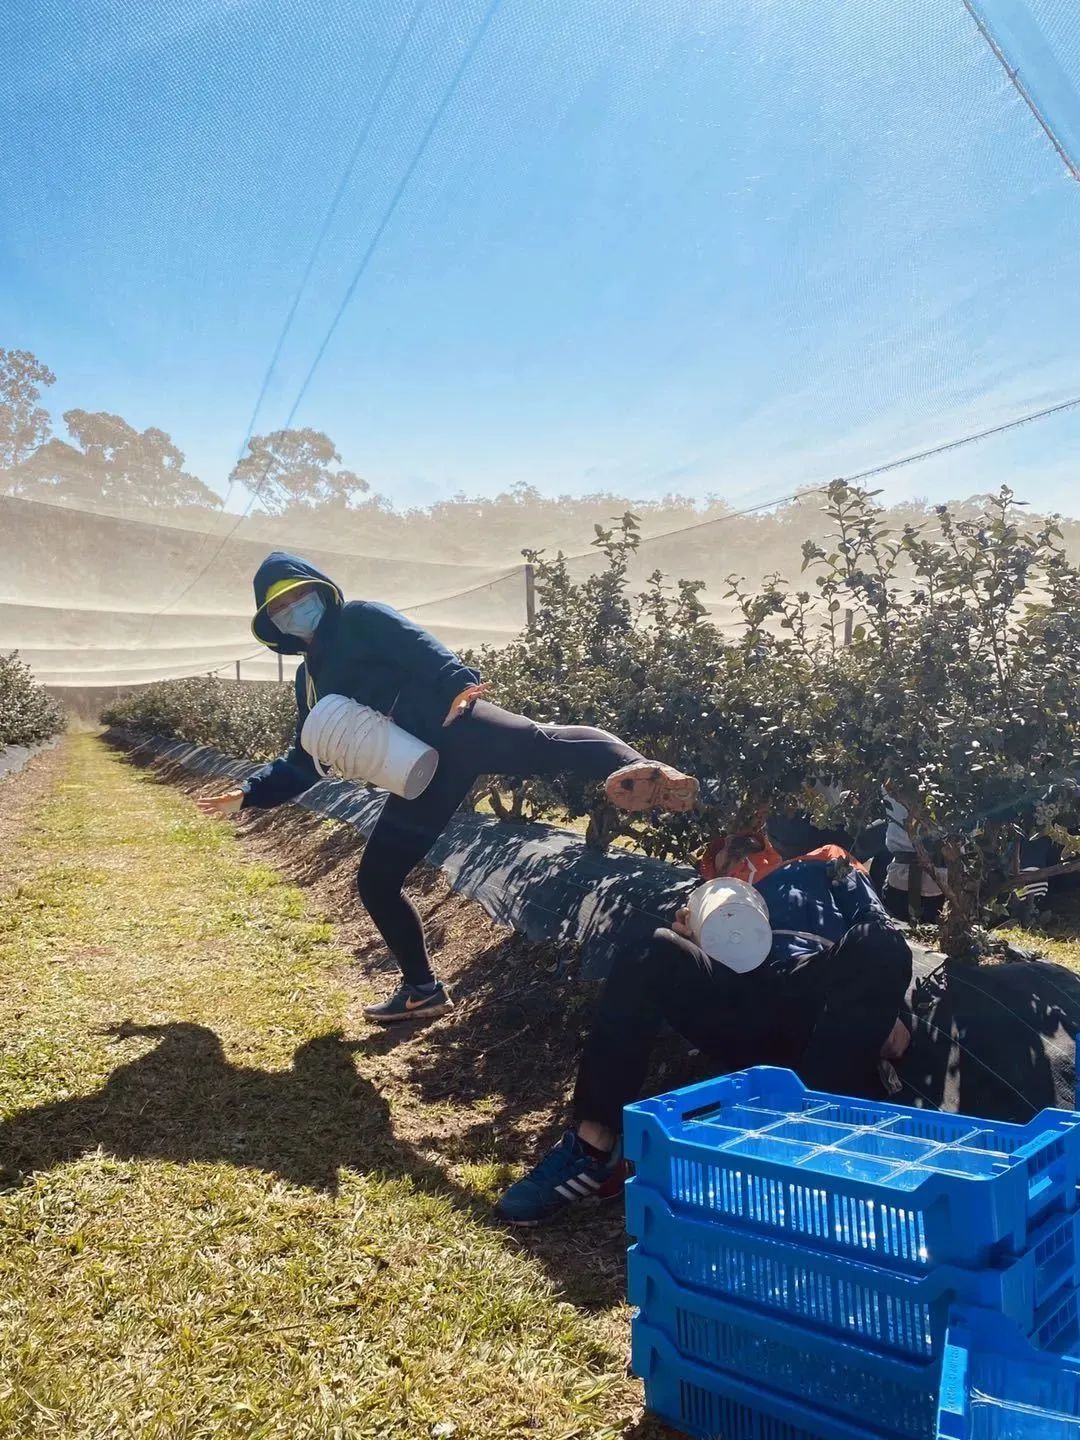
626;1182;1080;1362
936;1307;1080;1439
624;1067;1080;1268
630;1249;941;1439
633;1319;880;1440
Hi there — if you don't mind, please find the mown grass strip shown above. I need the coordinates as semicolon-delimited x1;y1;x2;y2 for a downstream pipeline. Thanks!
0;737;641;1440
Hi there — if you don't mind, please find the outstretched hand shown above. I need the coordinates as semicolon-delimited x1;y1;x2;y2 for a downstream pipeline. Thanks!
443;683;488;726
195;789;245;818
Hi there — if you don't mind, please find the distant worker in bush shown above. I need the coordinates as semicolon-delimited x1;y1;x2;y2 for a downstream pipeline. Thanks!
495;816;912;1226
196;552;699;1022
880;788;947;923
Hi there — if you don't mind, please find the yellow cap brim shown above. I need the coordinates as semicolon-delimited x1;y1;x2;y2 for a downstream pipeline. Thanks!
264;578;312;605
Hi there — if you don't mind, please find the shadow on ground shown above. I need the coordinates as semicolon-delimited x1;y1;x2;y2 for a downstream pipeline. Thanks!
0;1021;446;1196
621;1419;678;1439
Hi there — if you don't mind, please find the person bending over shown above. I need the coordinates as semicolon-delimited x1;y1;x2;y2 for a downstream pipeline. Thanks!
496;820;912;1226
197;552;698;1022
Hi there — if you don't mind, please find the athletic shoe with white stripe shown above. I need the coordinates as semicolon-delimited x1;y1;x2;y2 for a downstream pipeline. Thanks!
495;1131;625;1226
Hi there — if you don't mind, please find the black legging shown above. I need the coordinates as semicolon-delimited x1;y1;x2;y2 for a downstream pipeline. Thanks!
357;700;643;984
572;921;913;1129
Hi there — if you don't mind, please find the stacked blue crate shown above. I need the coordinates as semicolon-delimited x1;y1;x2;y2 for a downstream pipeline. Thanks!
624;1067;1080;1440
936;1307;1080;1438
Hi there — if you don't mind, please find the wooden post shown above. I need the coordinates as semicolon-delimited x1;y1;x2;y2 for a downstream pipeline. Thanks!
843;608;854;647
277;652;284;683
525;562;536;627
235;659;241;682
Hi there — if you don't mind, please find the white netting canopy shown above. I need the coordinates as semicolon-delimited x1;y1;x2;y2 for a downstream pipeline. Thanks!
2;0;1079;687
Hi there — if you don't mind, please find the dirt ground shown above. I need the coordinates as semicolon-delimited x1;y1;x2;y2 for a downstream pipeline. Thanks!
0;740;64;850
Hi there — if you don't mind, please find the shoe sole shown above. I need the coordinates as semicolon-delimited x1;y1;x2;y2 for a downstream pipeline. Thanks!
606;764;699;815
364;1000;454;1025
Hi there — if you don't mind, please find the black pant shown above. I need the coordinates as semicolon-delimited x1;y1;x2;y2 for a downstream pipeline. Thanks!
572;922;913;1130
357;700;643;984
883;885;945;923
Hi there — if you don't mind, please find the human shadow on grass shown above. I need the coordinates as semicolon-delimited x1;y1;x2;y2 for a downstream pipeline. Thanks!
0;1018;635;1314
0;1021;465;1198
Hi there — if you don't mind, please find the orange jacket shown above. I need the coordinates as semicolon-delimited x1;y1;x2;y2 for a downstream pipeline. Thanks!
699;837;868;884
698;834;784;885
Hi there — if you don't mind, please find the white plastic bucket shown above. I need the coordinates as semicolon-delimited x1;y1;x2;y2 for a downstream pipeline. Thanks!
300;694;439;801
686;877;773;973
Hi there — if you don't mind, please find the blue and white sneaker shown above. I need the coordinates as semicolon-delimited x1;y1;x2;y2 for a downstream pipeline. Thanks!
363;980;453;1024
496;1132;626;1226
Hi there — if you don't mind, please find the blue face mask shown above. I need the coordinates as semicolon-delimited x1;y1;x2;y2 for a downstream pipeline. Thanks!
273;592;325;642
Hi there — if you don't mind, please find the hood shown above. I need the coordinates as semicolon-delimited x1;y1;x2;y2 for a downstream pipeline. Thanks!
251;551;344;654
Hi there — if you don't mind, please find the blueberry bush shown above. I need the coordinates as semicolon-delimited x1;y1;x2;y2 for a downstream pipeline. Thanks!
0;651;66;750
101;677;296;762
101;486;1080;957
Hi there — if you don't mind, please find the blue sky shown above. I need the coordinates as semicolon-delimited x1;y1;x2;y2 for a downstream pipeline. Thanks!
3;0;1080;518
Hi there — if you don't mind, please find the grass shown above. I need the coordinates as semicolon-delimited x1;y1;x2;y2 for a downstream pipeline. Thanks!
1013;888;1080;973
0;737;646;1440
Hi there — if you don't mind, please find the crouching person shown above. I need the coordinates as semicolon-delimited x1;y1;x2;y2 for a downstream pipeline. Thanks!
495;823;912;1226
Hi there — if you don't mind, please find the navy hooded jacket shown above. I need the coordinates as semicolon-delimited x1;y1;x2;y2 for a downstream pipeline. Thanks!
241;552;480;809
754;852;894;974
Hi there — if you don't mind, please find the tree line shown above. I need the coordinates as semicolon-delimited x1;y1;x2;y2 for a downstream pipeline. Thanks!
3;343;1078;585
0;346;367;516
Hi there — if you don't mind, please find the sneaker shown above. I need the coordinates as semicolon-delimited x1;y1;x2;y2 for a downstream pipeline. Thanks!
363;980;453;1025
605;761;699;814
496;1132;626;1227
